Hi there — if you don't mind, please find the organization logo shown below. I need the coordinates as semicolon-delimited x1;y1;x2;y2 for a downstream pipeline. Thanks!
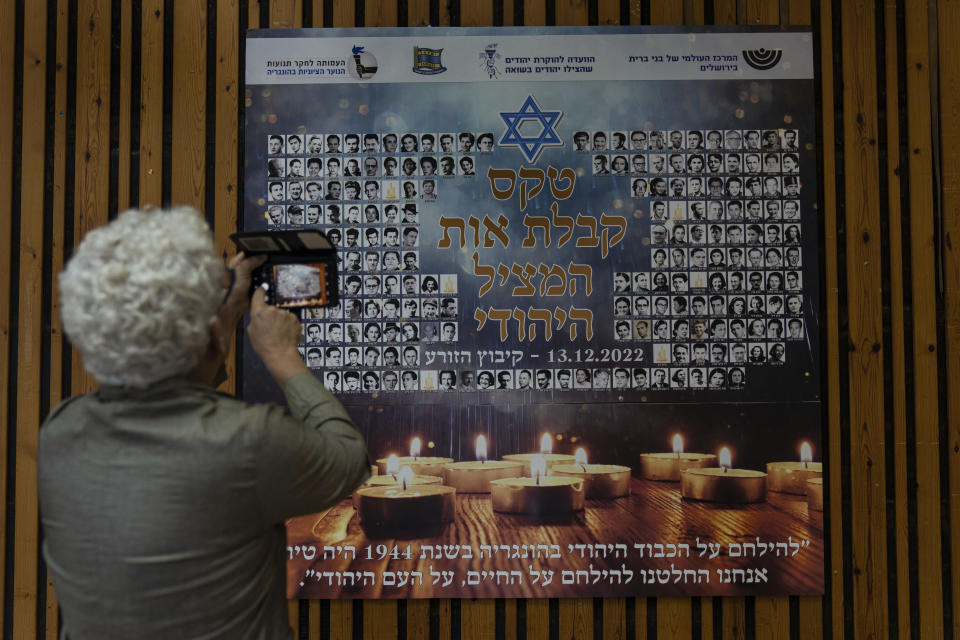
412;46;447;75
498;95;564;163
478;43;502;79
348;46;378;80
741;48;783;71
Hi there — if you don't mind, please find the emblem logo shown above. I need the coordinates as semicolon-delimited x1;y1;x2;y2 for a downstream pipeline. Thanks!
412;46;447;75
348;46;378;80
742;48;783;71
479;43;502;79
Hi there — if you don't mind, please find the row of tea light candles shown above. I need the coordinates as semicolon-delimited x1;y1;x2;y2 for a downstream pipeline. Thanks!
353;434;823;528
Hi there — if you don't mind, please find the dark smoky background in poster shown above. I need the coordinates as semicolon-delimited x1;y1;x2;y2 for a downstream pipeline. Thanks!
242;72;821;473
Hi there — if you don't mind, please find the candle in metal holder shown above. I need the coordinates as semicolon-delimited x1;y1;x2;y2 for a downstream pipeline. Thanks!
501;433;575;475
375;437;454;476
356;467;456;528
639;434;717;481
490;454;585;515
766;442;823;494
442;435;524;493
551;448;631;499
353;459;443;508
681;447;767;503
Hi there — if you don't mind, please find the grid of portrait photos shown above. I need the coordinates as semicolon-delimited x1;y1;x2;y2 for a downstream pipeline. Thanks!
265;131;496;392
588;127;805;391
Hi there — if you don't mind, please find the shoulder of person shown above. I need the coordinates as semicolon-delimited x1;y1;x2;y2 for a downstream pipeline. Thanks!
42;393;87;427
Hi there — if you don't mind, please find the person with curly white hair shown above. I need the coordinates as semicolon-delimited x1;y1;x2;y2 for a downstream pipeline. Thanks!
38;207;370;640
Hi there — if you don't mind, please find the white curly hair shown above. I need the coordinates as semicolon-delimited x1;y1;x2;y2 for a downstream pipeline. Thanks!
59;207;223;388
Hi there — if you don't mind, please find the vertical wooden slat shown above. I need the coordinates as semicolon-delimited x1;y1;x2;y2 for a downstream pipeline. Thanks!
406;600;430;638
287;600;299;636
657;599;692;639
329;599;353;640
170;0;206;208
649;0;682;25
713;0;737;25
745;0;778;24
840;0;889;637
271;0;304;27
364;600;398;640
462;599;496;640
597;0;619;24
699;598;714;640
526;599;549;640
364;0;396;26
634;598;647;638
939;0;960;636
214;0;240;391
556;0;587;25
753;596;788;640
45;1;70;637
882;0;912;637
0;0;15;630
558;597;592;640
117;1;131;211
905;1;945;637
816;0;845;637
12;2;49;637
788;0;811;25
461;0;493;26
522;0;546;25
74;0;110;393
139;0;164;206
722;597;746;640
332;0;355;26
437;599;453;640
687;0;706;25
408;0;430;25
502;0;515;26
249;0;261;29
604;596;626;639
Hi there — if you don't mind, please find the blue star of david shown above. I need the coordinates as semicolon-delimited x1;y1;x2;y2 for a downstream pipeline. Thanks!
498;95;564;163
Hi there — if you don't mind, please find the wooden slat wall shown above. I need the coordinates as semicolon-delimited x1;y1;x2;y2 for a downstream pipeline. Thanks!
1;0;957;638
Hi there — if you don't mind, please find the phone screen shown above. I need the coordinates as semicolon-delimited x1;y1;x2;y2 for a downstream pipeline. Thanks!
272;263;328;307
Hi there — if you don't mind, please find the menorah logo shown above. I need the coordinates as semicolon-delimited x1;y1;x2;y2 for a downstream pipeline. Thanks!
741;48;783;71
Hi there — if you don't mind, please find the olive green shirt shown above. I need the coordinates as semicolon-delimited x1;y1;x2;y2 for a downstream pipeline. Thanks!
38;373;370;640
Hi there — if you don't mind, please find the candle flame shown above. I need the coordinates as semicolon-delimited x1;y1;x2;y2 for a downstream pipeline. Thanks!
673;434;684;455
539;433;553;455
574;448;588;466
530;454;547;483
800;442;813;465
397;466;414;491
386;454;400;478
719;447;732;471
476;435;488;462
409;437;422;459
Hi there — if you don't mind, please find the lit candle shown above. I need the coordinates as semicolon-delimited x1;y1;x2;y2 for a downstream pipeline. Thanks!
551;448;632;499
353;463;443;508
375;437;454;476
490;454;585;515
806;477;823;512
442;435;524;493
501;433;576;476
639;434;717;481
766;442;823;494
681;447;767;503
356;466;457;529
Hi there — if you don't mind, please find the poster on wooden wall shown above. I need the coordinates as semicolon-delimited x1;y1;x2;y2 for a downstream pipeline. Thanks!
242;26;824;599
